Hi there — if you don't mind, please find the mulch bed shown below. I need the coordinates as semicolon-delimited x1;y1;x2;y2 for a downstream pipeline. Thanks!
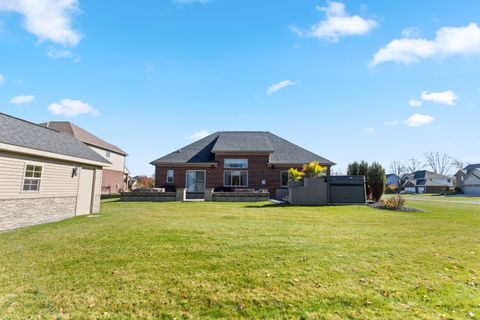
368;203;424;213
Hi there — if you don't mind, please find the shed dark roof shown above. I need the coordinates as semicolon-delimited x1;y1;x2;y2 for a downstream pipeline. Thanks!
40;121;127;156
151;131;334;166
0;113;110;164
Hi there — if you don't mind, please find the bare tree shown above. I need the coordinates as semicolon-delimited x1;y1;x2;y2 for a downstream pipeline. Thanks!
424;151;453;175
405;158;423;173
389;161;405;177
451;158;465;171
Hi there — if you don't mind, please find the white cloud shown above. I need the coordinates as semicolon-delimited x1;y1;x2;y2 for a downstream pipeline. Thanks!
48;99;99;117
409;99;422;107
291;1;377;42
364;127;375;134
46;48;73;58
0;0;81;46
266;80;296;95
9;95;34;104
0;73;4;85
401;27;421;38
421;90;458;106
404;113;434;127
189;130;210;140
371;23;480;66
384;120;398;126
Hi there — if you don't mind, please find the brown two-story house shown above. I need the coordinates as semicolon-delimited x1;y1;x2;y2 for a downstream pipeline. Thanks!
151;131;334;199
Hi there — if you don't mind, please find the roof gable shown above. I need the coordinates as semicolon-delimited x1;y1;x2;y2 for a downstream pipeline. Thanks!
0;113;110;164
40;121;127;156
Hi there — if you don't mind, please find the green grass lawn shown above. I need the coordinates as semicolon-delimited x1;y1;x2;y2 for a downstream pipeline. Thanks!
1;200;479;319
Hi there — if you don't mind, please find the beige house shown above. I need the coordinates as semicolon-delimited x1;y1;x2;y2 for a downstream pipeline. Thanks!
0;113;110;231
40;121;128;194
454;164;480;195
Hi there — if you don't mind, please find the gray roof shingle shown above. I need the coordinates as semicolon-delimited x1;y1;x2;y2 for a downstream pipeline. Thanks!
151;131;334;166
39;121;128;156
0;113;110;164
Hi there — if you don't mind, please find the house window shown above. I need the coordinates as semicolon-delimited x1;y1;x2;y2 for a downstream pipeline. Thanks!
23;164;42;192
281;171;289;187
166;169;174;184
224;171;248;187
106;151;111;158
224;159;248;169
448;179;451;183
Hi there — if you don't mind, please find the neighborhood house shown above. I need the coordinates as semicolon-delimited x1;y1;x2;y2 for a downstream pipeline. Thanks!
0;113;110;231
402;170;453;194
454;164;480;195
41;121;128;194
151;131;334;199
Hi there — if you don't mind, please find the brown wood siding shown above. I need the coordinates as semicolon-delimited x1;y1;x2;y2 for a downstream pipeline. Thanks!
155;154;331;198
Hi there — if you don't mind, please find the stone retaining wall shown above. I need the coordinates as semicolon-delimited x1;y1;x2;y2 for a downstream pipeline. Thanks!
212;192;270;202
120;192;177;202
0;196;77;231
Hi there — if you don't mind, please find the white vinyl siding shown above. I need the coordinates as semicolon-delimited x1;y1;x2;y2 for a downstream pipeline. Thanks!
89;146;125;172
0;151;101;201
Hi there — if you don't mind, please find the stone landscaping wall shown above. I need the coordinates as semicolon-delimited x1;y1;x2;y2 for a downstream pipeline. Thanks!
212;192;270;202
0;196;77;232
120;192;177;202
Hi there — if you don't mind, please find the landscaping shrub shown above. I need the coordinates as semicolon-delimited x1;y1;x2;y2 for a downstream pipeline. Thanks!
302;161;327;178
288;168;305;181
380;195;405;210
347;161;360;175
347;160;371;198
161;184;177;192
367;162;386;202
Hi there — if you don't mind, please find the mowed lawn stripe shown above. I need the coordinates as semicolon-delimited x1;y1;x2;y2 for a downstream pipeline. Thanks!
0;201;479;319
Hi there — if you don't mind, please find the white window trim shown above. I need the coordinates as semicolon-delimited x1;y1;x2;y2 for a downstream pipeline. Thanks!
224;159;248;169
166;169;174;184
106;151;111;158
280;170;289;187
21;162;43;193
224;170;248;187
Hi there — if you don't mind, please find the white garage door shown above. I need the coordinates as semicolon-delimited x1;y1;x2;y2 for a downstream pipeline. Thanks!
463;186;480;196
76;167;94;215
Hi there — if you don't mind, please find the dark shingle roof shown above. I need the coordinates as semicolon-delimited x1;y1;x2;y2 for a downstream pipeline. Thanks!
151;131;334;166
40;121;127;156
464;164;480;175
0;113;110;164
403;170;451;187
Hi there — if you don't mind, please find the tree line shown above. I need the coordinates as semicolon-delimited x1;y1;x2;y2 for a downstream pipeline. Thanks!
389;151;465;177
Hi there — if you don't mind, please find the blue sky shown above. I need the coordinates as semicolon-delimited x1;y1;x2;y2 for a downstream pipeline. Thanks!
1;0;479;175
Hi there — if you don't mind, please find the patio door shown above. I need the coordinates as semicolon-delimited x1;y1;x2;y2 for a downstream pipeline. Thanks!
186;171;205;192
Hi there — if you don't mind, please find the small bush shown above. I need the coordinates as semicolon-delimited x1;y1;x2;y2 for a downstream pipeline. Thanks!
368;162;386;202
380;195;405;210
288;168;305;181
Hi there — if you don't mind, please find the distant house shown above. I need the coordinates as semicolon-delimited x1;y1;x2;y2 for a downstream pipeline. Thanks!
454;164;480;195
0;113;109;231
150;131;334;199
41;122;128;194
401;170;453;194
